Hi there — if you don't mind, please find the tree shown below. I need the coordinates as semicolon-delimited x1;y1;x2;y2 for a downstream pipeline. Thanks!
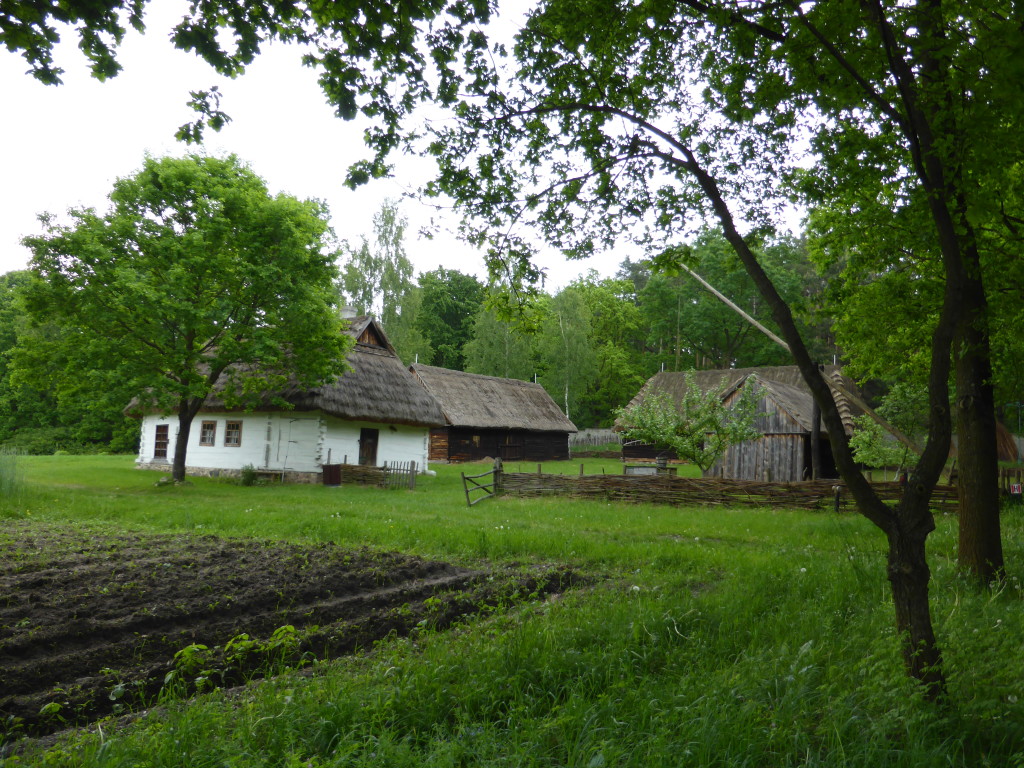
536;288;598;423
463;303;536;381
416;268;486;370
0;271;140;453
640;231;820;371
23;154;351;481
336;199;430;363
370;0;1024;695
567;273;647;425
615;375;761;472
850;383;930;478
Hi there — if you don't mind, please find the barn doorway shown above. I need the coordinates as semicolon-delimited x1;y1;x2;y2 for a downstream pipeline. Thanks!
359;428;379;466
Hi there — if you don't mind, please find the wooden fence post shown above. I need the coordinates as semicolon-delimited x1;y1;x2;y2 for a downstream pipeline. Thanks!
494;457;503;495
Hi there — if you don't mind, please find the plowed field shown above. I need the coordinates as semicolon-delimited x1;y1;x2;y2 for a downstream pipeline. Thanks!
0;522;580;741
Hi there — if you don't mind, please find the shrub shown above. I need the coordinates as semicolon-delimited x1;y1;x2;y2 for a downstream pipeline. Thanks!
239;464;260;487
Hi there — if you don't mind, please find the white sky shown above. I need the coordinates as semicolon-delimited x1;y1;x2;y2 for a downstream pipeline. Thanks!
0;0;625;290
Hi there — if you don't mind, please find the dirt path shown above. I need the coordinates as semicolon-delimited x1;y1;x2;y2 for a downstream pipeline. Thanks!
0;522;581;741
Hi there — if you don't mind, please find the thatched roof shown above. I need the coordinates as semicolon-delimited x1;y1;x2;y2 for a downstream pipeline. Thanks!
131;317;446;428
409;364;578;433
619;365;864;435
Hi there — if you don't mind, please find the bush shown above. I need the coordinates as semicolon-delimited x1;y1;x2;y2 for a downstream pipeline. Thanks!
239;464;260;487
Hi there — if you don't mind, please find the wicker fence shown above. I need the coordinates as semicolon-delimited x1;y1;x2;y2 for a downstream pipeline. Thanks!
323;461;417;490
491;464;959;513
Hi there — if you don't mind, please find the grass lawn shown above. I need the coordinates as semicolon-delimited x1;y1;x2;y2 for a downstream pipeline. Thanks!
3;454;1024;767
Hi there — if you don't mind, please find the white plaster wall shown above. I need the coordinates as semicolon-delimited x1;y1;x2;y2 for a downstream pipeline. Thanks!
138;413;430;473
136;412;323;473
320;417;430;469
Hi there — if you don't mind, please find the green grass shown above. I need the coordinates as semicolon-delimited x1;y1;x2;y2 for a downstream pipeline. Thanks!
5;456;1024;767
0;447;23;500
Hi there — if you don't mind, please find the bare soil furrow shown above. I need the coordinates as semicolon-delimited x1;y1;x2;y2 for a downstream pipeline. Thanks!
0;524;582;743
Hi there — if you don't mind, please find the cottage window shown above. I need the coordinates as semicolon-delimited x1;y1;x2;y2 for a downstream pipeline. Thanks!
224;421;242;447
199;421;217;446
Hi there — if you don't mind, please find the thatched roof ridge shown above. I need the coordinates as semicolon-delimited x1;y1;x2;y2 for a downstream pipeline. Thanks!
619;365;863;434
272;343;446;427
410;364;578;433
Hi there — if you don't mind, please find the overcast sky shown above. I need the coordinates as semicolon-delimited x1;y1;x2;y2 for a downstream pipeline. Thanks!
1;0;625;289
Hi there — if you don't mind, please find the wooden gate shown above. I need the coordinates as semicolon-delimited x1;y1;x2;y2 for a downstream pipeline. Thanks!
461;458;503;506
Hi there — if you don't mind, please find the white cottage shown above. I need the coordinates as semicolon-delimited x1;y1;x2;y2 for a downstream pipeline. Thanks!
134;317;446;481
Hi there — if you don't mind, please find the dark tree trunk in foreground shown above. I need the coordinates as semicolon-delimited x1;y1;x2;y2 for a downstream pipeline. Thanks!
954;265;1003;583
689;162;951;697
172;399;202;483
886;509;945;695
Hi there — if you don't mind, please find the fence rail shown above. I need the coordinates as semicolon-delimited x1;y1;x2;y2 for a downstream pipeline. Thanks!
461;458;503;506
487;462;960;513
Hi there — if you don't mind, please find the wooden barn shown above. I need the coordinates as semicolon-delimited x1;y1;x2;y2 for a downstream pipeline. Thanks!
132;317;446;481
409;364;578;462
619;366;863;481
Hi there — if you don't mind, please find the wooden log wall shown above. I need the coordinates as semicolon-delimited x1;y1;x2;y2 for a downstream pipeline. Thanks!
498;471;959;513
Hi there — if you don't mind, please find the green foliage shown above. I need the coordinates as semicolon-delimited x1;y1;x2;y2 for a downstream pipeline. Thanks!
3;0;493;159
536;288;598;423
849;417;907;472
0;275;140;453
22;154;351;478
336;200;432;364
239;464;259;487
416;268;486;370
464;304;537;381
615;373;762;472
641;232;825;371
849;383;929;472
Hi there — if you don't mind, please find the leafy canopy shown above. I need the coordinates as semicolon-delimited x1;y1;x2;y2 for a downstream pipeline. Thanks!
23;153;351;442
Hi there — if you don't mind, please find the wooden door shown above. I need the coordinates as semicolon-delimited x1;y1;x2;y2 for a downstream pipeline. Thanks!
358;428;379;466
154;424;169;459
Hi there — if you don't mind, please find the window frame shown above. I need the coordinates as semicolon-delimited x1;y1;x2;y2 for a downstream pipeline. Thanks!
224;420;243;447
199;420;217;447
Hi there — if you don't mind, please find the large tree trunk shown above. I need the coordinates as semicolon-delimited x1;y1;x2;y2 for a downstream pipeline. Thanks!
172;399;202;482
886;504;946;698
954;270;1004;583
693;164;951;695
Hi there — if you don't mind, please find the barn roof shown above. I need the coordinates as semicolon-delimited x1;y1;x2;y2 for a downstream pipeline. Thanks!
131;316;447;428
409;364;578;433
619;365;864;435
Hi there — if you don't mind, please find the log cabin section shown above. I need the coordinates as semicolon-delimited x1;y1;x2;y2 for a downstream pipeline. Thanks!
411;364;578;463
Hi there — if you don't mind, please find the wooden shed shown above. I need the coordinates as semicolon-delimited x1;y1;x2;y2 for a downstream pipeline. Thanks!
409;364;578;462
619;365;863;481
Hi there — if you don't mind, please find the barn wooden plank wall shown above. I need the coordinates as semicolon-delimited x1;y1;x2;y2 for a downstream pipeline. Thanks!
434;428;570;463
498;471;960;513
